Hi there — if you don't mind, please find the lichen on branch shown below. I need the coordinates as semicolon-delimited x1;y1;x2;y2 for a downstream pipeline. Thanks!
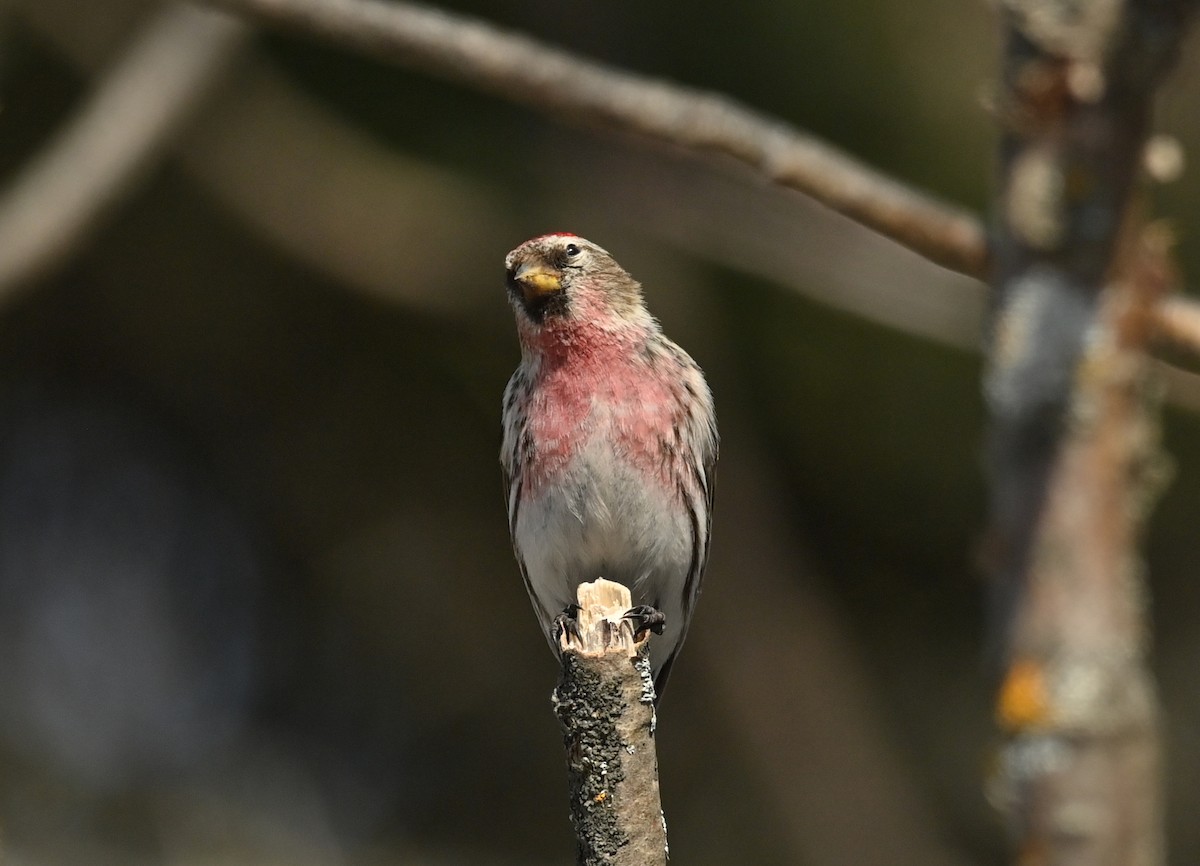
552;579;667;866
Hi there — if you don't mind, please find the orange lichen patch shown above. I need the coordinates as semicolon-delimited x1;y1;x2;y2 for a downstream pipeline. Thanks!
594;790;608;803
998;659;1053;731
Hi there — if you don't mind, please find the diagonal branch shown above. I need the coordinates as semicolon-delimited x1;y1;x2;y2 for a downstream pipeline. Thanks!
197;0;988;278
0;3;249;300
1153;294;1200;354
15;0;1200;395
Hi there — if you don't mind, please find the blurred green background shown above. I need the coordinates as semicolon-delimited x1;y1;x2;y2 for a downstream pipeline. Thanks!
1;1;1198;863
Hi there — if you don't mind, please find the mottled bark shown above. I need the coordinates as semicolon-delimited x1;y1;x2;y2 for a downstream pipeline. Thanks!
553;579;667;866
984;1;1195;864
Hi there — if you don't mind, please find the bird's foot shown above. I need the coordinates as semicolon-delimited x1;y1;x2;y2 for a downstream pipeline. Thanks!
623;604;667;641
553;603;583;646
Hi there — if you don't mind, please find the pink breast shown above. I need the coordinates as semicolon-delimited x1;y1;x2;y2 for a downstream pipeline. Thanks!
521;343;680;499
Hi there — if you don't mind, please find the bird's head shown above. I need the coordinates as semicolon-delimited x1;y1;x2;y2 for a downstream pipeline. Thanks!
504;234;648;329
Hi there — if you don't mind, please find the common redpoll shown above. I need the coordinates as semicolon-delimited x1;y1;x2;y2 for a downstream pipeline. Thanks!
500;234;717;701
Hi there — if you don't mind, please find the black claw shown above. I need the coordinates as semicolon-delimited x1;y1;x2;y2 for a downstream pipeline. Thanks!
553;603;583;644
623;604;667;639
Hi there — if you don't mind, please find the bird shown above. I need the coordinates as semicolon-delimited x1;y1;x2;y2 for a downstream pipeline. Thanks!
500;233;717;702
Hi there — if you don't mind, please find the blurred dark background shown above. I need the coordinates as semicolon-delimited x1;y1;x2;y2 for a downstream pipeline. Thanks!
1;1;1198;863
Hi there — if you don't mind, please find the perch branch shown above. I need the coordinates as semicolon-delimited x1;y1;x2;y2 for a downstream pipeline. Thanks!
553;579;667;866
0;2;249;301
197;0;987;277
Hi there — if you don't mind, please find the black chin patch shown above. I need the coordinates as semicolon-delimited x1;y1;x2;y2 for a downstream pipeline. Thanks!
507;275;567;323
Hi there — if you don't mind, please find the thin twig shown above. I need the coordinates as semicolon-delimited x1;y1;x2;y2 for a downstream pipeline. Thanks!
19;0;1200;389
1153;294;1200;353
0;2;249;300
198;0;988;278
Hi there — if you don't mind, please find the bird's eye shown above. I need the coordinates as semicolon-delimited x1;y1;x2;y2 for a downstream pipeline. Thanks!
564;243;580;258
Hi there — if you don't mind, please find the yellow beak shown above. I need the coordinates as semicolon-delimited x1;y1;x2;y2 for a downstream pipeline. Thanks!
514;260;562;299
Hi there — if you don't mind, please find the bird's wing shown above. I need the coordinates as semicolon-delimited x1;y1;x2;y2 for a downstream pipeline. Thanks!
500;366;554;642
654;346;719;703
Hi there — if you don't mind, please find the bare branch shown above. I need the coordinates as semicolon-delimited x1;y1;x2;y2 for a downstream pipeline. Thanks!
982;0;1194;861
989;220;1172;866
198;0;987;278
1153;294;1200;354
0;3;249;300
